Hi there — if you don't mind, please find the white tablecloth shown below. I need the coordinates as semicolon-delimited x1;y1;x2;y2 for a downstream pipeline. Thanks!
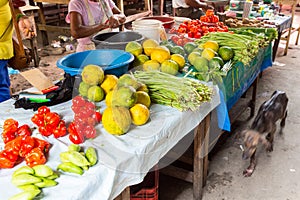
0;87;220;200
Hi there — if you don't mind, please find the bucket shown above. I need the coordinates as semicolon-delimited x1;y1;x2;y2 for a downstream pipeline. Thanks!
132;19;163;42
92;31;144;50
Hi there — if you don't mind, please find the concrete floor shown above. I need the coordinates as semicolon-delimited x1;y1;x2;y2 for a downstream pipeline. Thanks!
159;10;300;200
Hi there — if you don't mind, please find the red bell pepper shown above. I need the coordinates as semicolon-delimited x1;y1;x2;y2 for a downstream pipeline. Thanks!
1;129;17;144
17;124;32;137
0;151;16;168
4;136;22;156
37;105;50;116
25;147;47;167
68;122;84;144
53;120;67;138
44;112;60;127
33;137;51;154
19;135;35;157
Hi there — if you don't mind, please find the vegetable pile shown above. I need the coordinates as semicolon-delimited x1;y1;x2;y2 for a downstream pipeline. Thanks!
133;71;213;111
0;118;50;168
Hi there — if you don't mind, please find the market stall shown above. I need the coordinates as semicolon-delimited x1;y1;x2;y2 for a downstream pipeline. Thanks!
0;87;220;199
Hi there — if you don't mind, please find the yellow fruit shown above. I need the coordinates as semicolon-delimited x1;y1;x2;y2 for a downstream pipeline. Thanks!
81;64;104;86
125;41;143;57
100;74;118;94
188;51;201;66
160;59;179;76
136;83;149;93
102;106;132;135
105;91;113;107
142;39;159;56
203;40;219;52
170;54;185;69
136;91;151;108
129;103;150;126
150;46;171;64
201;48;217;61
143;60;160;71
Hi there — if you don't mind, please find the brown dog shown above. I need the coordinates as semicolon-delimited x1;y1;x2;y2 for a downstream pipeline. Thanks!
242;90;288;177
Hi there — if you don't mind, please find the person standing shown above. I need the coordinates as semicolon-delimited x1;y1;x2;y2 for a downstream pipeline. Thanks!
172;0;214;19
0;0;34;102
66;0;126;52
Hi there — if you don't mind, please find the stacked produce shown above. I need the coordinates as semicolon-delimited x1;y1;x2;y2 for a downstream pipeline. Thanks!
58;144;97;175
125;39;186;76
0;118;51;168
184;39;234;82
68;96;101;144
31;106;67;138
169;9;229;39
195;32;260;65
10;165;58;200
225;18;265;28
133;70;212;111
102;74;151;135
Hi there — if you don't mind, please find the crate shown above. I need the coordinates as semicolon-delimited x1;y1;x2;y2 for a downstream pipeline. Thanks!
130;165;159;200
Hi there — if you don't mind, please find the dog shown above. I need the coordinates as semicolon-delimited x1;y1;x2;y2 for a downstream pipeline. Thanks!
241;90;288;177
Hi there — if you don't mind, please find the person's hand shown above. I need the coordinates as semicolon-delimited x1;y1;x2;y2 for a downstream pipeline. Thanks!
203;4;214;12
108;15;120;28
116;14;126;24
18;16;35;39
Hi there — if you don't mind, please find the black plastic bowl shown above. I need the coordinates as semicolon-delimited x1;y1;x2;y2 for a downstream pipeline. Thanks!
92;31;144;50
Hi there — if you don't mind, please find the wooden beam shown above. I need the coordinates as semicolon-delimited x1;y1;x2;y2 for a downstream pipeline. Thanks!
160;165;193;183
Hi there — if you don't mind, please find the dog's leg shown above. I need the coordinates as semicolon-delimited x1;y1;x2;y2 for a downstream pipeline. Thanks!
266;125;276;152
280;110;288;129
243;150;256;177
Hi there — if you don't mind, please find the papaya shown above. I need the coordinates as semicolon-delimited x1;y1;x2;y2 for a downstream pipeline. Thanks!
102;106;132;135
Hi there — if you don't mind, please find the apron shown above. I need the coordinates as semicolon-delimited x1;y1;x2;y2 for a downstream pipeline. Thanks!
77;0;111;52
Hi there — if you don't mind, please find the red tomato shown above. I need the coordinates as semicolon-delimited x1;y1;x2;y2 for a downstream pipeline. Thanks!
93;111;102;123
194;32;202;39
72;95;86;108
83;125;97;139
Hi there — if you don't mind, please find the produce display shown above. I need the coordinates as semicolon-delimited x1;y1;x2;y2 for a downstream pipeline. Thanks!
31;106;67;138
225;18;265;28
0;118;51;168
133;70;212;111
10;165;58;200
102;73;151;135
68;95;101;144
58;144;98;175
169;9;229;39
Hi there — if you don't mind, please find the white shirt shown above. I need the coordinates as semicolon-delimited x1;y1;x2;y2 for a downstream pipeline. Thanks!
172;0;189;9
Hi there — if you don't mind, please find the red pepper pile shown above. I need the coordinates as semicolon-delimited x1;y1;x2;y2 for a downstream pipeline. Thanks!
169;9;229;39
0;118;50;168
31;106;67;138
68;96;101;144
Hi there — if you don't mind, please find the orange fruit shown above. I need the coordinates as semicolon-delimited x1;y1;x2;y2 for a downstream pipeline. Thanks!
129;103;150;126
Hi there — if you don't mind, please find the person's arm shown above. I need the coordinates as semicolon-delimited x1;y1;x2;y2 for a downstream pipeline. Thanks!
69;11;109;39
185;0;214;11
107;6;126;28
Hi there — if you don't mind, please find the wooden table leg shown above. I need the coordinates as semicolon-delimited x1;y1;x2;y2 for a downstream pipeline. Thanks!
114;187;130;200
193;114;211;200
272;31;282;62
36;2;49;46
250;77;258;118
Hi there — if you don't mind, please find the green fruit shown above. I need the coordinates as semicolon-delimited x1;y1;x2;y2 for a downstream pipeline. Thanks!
125;41;143;56
117;74;140;89
132;54;149;67
192;47;204;54
78;81;90;97
87;86;105;102
81;64;104;86
8;189;41;200
160;59;179;76
161;43;174;52
218;46;234;61
183;42;198;54
209;57;224;69
193;57;209;72
188;51;201;66
32;165;54;178
170;46;185;56
111;86;137;108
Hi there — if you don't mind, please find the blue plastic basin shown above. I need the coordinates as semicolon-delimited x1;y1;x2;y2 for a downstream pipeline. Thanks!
56;49;134;76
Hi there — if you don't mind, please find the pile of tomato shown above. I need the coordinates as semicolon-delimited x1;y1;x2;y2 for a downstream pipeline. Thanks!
31;106;67;138
169;9;229;39
68;96;101;144
0;118;50;168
